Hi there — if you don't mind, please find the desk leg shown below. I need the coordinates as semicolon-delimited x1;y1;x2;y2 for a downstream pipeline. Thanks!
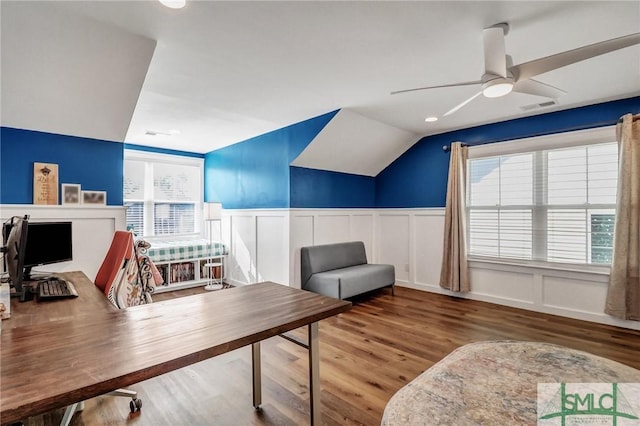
308;322;320;426
60;402;79;426
252;342;262;409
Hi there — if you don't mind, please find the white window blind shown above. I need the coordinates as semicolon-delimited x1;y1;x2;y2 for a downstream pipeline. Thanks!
123;160;146;236
123;151;203;237
467;135;618;266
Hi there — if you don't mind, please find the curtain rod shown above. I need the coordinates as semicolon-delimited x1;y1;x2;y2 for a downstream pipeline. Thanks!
442;143;469;153
617;114;640;123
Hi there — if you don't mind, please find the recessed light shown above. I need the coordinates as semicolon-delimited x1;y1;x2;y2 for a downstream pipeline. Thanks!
158;0;186;9
425;116;438;123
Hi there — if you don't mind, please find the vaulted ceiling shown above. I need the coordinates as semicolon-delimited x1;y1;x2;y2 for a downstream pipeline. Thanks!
2;1;639;169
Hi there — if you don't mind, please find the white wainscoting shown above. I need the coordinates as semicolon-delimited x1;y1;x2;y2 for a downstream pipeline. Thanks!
225;209;377;289
223;209;290;287
1;205;126;281
223;207;638;330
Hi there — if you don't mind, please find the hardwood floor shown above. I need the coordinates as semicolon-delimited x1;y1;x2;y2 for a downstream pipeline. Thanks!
23;286;640;426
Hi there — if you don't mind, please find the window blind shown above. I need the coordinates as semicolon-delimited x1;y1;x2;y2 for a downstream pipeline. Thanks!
467;141;617;265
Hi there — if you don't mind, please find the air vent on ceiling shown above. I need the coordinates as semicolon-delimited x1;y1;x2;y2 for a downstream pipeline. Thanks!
520;100;558;112
145;129;180;136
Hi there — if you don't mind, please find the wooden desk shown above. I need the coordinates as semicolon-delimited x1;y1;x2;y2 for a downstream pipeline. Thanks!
1;272;351;425
4;271;116;327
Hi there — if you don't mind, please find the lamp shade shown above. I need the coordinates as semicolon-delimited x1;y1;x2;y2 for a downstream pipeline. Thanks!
204;202;222;221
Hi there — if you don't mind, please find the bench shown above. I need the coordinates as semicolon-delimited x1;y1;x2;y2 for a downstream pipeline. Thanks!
300;241;395;300
144;239;228;291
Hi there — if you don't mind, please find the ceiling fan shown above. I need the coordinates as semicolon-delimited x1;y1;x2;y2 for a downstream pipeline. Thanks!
391;23;640;117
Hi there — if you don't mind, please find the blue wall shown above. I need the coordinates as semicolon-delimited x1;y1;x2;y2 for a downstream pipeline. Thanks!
290;166;375;208
376;96;640;208
204;111;338;209
1;127;124;205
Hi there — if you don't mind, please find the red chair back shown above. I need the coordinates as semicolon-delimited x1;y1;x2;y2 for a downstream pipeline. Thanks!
95;231;134;296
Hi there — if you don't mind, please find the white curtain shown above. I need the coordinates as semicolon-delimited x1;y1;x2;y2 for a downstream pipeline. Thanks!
605;114;640;321
439;142;470;292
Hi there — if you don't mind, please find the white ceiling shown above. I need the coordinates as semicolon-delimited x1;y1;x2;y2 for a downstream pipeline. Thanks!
2;1;639;156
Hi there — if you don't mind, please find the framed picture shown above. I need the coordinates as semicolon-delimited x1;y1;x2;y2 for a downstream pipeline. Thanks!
61;184;81;205
82;190;107;206
33;162;59;205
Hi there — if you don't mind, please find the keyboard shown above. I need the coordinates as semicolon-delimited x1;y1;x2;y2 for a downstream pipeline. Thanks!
37;279;79;301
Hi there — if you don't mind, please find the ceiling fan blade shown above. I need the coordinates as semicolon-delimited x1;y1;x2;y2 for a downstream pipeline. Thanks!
510;32;640;81
443;91;483;117
391;80;481;95
512;79;566;99
483;24;508;78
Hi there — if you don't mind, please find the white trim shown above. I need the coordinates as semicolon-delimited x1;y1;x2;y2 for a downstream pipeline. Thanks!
468;125;616;158
123;149;204;237
468;259;610;282
124;149;204;167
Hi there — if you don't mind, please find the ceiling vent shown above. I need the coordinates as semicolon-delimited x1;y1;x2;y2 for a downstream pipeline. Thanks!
145;129;180;136
520;100;558;112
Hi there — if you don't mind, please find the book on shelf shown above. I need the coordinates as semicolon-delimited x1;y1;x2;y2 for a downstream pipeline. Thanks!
170;262;195;283
158;264;169;285
199;260;221;279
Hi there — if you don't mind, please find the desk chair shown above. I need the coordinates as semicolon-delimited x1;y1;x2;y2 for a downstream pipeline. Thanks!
59;231;153;426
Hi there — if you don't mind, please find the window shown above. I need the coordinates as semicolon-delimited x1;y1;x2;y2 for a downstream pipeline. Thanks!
123;151;204;237
467;127;618;266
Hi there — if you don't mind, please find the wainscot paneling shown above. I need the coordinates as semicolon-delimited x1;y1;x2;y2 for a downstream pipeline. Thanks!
256;215;289;285
377;213;410;283
350;214;375;263
289;215;314;289
1;205;126;281
314;214;351;245
222;207;638;331
224;210;289;287
542;275;609;316
413;212;445;287
469;268;535;305
228;215;257;286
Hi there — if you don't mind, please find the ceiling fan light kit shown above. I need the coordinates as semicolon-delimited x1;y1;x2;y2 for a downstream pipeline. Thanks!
481;78;514;98
158;0;186;9
392;22;640;117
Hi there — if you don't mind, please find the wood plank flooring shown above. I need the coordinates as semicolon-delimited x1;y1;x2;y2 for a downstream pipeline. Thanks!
21;286;640;426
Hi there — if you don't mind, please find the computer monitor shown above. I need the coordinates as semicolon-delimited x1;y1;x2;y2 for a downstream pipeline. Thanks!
2;215;30;296
23;222;73;280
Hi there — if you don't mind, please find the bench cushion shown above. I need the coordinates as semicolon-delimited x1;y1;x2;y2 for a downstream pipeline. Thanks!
146;239;227;263
304;264;395;299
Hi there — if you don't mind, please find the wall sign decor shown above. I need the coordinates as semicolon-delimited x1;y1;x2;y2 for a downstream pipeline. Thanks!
33;162;59;205
82;190;107;206
61;183;81;205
